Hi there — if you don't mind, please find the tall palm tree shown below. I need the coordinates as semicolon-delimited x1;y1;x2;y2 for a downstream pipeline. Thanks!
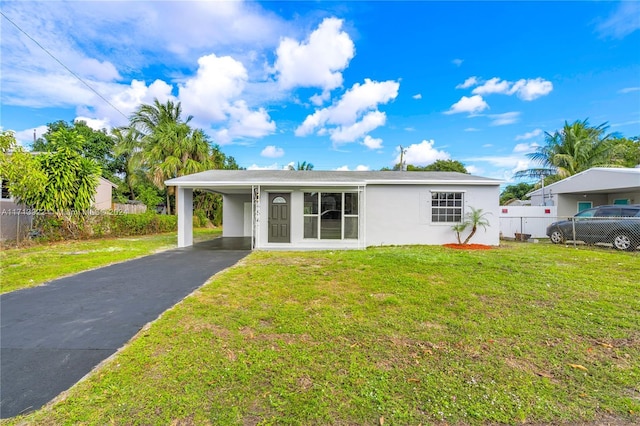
130;99;192;135
112;126;143;199
515;119;619;181
130;99;211;214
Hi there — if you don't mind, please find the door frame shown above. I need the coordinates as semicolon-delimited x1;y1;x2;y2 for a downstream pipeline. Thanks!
268;192;291;243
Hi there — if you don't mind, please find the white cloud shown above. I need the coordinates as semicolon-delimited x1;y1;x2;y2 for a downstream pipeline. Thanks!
247;162;292;170
395;139;450;166
103;79;175;126
472;77;511;96
74;117;111;131
310;91;331;106
330;111;386;143
355;165;370;171
510;78;553;101
444;95;489;115
362;135;383;150
466;165;481;175
456;76;479;89
452;58;464;67
12;126;48;147
175;54;275;144
465;77;552;101
596;2;640;39
274;17;355;91
515;128;542;140
465;128;481;132
412;93;422;100
513;142;538;153
295;79;399;144
179;54;248;122
222;101;276;140
335;165;350;171
619;87;640;94
0;1;285;109
260;145;285;158
489;112;520;126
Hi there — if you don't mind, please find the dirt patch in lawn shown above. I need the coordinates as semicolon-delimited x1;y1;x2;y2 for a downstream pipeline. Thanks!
443;243;493;250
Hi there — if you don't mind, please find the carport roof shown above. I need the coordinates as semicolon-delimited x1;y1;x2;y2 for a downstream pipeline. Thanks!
165;170;502;191
528;167;640;196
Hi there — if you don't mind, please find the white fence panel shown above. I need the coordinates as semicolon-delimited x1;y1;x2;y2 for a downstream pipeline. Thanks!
499;205;557;239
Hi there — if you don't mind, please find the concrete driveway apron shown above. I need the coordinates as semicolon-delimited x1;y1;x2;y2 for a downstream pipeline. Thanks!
0;238;250;418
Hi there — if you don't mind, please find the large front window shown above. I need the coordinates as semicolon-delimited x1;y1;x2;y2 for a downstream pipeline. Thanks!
304;192;358;239
431;192;463;223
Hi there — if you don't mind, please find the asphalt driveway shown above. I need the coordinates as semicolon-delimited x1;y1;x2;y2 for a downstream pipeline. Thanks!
0;238;250;419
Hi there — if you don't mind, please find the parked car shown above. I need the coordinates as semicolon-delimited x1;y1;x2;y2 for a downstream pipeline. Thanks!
546;204;640;251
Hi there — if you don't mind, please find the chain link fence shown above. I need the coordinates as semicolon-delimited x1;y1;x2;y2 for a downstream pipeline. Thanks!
546;216;640;251
501;215;640;252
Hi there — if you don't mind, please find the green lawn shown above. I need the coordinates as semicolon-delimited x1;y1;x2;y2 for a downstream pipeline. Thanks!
0;228;221;294
7;242;639;425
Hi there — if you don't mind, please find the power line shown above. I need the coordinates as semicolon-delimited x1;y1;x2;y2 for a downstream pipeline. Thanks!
0;11;129;121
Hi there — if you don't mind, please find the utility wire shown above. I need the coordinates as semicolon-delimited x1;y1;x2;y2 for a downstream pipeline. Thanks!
0;10;129;121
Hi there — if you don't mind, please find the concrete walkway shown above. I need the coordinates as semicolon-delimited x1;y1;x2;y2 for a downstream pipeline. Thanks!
0;238;251;419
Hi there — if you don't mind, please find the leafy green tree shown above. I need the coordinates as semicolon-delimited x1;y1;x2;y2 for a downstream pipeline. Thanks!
499;182;535;205
515;119;620;180
611;136;640;168
112;126;144;200
3;128;100;214
411;160;468;173
34;120;118;180
383;159;468;173
0;131;47;204
451;207;491;245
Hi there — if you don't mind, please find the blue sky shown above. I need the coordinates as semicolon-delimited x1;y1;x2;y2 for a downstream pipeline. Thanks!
1;1;639;181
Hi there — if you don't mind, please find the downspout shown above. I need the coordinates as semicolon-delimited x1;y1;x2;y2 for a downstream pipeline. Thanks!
360;185;366;249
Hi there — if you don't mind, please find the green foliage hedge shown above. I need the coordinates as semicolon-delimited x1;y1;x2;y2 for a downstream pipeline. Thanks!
34;212;177;241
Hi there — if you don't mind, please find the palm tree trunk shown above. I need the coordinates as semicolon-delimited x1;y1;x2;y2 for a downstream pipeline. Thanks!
463;225;477;244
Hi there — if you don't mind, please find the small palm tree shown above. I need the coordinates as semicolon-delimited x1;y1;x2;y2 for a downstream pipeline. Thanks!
289;161;314;171
452;207;491;244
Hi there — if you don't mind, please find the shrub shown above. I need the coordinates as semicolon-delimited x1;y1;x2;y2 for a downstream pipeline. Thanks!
32;212;177;241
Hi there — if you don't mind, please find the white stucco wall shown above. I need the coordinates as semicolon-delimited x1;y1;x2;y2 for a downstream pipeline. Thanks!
222;194;251;237
255;188;363;250
244;184;501;249
364;184;501;246
93;179;114;210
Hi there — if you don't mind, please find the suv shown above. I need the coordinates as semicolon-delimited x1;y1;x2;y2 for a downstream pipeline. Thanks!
546;204;640;251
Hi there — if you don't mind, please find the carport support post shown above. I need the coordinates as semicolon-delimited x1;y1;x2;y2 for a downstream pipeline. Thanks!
177;187;193;247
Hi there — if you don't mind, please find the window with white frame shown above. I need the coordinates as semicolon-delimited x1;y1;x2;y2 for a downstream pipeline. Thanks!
304;192;358;239
431;191;463;223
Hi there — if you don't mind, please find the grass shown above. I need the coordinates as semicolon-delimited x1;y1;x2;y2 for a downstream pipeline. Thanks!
5;242;640;425
0;228;221;294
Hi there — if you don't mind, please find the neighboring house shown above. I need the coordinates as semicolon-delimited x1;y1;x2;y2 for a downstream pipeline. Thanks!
0;177;117;241
165;170;502;249
94;177;117;210
527;167;640;217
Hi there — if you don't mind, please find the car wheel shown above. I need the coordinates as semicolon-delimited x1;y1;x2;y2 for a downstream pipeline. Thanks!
549;230;564;244
611;232;637;251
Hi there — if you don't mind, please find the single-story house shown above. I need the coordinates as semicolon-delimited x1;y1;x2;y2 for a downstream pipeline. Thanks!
165;170;502;250
94;177;117;210
527;167;640;217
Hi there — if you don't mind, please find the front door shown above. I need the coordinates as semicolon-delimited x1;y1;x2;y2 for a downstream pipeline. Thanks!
268;193;290;243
